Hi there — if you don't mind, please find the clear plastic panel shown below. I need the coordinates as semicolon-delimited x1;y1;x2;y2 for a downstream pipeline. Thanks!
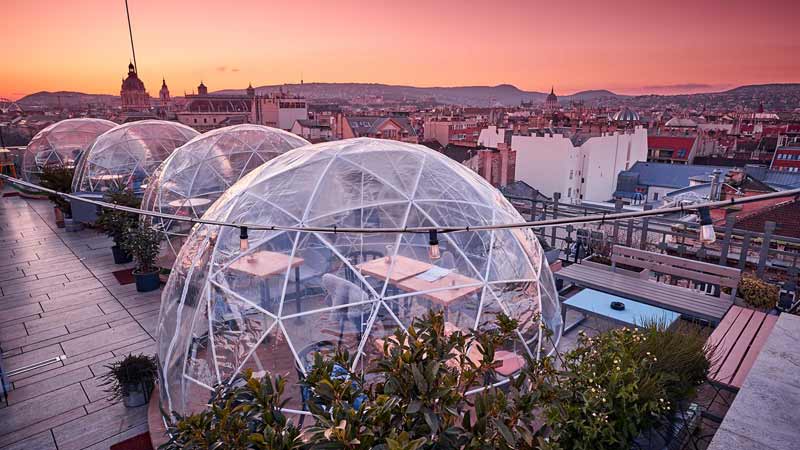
157;138;562;417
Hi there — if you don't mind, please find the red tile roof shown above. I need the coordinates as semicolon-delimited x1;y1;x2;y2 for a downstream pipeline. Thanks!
648;136;696;150
734;199;800;238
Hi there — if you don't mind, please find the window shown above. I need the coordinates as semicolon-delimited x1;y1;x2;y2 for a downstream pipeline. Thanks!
569;170;574;180
203;118;207;124
653;192;659;201
567;187;572;198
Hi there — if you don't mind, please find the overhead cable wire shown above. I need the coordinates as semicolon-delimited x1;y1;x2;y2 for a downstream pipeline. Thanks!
2;173;799;235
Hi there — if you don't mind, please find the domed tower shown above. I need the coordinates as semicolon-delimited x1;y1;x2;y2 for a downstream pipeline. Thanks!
197;81;208;96
159;78;170;103
120;62;150;111
545;86;558;112
246;82;255;97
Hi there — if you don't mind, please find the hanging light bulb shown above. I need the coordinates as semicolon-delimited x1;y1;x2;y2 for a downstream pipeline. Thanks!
428;229;441;260
239;226;249;252
699;207;716;244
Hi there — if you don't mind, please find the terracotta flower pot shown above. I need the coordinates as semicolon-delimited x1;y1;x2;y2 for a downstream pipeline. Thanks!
54;207;65;228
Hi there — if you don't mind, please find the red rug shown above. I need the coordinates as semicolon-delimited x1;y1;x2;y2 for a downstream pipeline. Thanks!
111;432;154;450
112;268;135;285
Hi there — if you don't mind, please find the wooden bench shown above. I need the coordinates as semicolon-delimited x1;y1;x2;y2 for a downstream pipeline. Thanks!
706;305;778;389
556;246;742;325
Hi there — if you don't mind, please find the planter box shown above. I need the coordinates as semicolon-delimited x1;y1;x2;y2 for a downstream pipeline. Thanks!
633;402;700;450
70;192;103;224
134;270;160;292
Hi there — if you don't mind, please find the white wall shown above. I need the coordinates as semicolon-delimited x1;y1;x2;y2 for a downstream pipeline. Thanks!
581;127;648;202
511;134;578;200
511;127;648;203
478;126;506;149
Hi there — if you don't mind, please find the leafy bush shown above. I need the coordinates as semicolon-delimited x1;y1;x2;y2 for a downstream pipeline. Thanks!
101;353;157;401
160;314;710;450
122;224;162;274
303;311;552;450
542;328;670;450
738;275;779;310
38;164;74;214
161;372;304;450
95;185;140;245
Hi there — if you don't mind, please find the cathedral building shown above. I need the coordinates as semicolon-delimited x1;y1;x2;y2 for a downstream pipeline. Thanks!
120;62;151;111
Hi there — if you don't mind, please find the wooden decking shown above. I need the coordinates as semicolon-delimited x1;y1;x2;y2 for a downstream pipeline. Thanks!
707;305;778;389
0;194;161;449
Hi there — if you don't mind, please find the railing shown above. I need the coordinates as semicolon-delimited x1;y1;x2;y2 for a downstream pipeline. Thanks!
505;192;800;292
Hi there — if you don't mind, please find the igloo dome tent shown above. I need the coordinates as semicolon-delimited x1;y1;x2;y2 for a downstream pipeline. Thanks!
72;120;198;194
21;118;117;183
141;124;309;260
156;138;563;416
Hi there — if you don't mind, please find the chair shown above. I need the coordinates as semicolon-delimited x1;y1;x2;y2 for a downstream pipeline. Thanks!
294;340;336;426
437;251;457;270
344;250;384;285
322;274;370;346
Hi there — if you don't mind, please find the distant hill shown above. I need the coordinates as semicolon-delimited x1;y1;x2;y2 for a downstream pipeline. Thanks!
14;83;800;110
214;83;626;106
17;91;119;108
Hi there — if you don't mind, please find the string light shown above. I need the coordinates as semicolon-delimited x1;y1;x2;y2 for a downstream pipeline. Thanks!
1;173;799;236
428;229;441;260
698;207;716;244
239;226;249;251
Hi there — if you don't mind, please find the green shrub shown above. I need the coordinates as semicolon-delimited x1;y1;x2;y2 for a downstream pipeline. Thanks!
160;314;710;450
161;371;304;450
122;224;162;273
95;186;140;246
101;353;157;401
738;275;779;310
38;164;74;215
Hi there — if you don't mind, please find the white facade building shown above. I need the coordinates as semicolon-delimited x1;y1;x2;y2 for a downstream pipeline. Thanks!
251;92;308;130
477;126;508;149
511;126;647;203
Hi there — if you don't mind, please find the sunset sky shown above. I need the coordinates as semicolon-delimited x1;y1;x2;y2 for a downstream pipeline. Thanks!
1;0;798;100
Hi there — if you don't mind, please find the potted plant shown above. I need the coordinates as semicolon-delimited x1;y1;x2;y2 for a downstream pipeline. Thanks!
122;224;163;292
38;164;75;230
101;353;157;408
737;275;780;311
96;186;139;264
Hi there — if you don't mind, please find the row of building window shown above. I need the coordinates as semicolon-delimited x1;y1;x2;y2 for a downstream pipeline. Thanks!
776;153;800;160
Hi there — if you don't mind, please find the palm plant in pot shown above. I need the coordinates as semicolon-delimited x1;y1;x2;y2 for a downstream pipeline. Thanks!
37;164;75;229
122;223;163;292
95;186;139;264
101;353;158;408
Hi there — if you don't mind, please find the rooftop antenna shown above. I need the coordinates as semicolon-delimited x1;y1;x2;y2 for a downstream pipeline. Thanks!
125;0;138;73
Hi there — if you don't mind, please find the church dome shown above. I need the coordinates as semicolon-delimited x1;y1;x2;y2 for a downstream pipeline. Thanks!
612;108;640;122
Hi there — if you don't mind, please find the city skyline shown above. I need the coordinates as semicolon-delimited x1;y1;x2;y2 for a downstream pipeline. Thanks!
2;0;799;100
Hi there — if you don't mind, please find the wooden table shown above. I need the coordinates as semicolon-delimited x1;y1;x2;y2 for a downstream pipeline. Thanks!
357;255;482;307
228;250;306;314
168;197;213;209
562;288;681;333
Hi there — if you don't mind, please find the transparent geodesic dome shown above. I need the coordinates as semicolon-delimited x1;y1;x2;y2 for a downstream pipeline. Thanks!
22;118;117;183
141;124;310;263
71;120;199;194
156;138;563;416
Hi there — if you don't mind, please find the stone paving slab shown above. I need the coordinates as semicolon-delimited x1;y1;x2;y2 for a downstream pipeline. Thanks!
0;196;160;449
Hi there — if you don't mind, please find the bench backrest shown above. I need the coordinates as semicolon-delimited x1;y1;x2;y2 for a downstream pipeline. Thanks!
611;246;742;301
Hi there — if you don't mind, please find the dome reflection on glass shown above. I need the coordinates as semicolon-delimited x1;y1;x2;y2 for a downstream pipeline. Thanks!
156;138;563;416
22;118;117;183
72;120;198;194
141;124;309;262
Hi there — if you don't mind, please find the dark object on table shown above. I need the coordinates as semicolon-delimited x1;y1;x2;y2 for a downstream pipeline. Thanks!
610;301;625;311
